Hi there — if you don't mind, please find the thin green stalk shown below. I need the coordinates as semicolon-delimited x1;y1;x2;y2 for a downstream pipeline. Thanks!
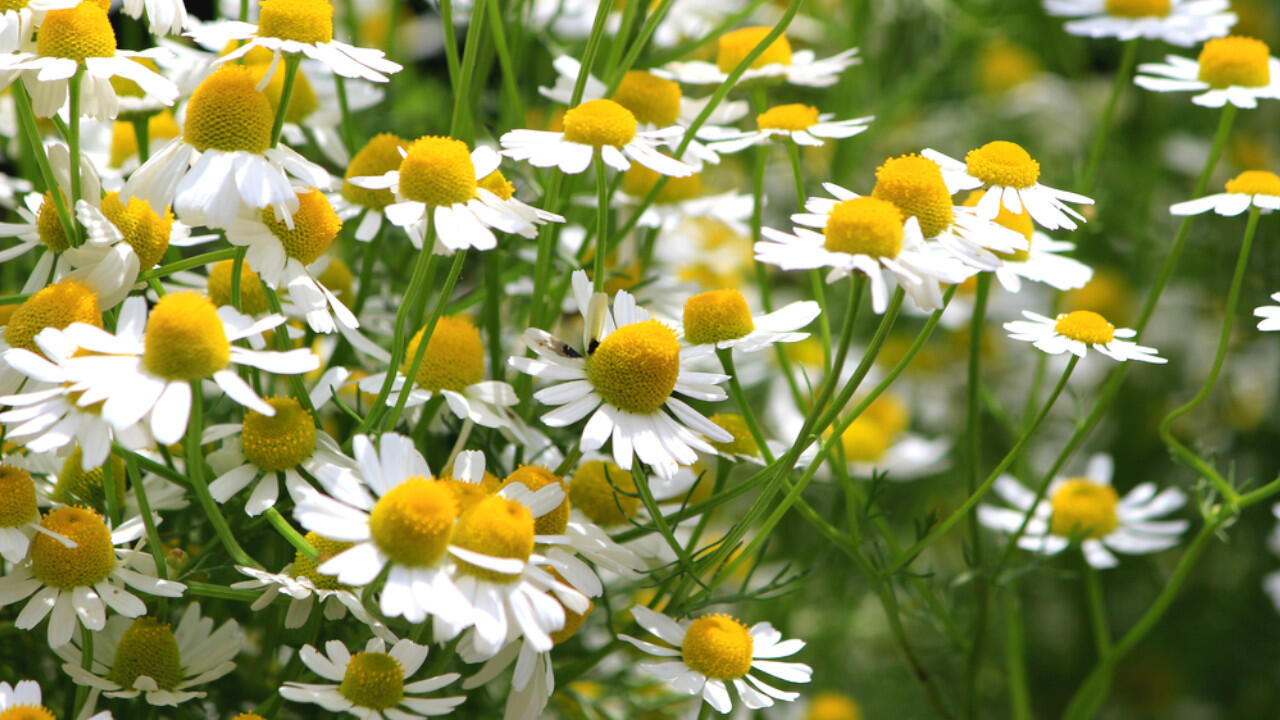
630;462;700;584
569;0;617;106
102;448;121;527
448;0;486;141
262;286;315;411
126;454;169;580
385;251;468;430
13;83;76;247
1003;588;1033;720
265;504;320;560
269;55;302;148
334;76;357;153
1081;557;1111;657
439;0;461;90
230;245;247;312
138;248;239;282
1078;39;1140;195
605;0;676;90
186;382;262;569
716;348;775;463
359;245;436;433
601;0;643;82
592;153;610;291
353;216;381;314
132;114;152;164
964;272;992;720
66;67;83;245
484;0;525;126
483;249;505;381
786;140;833;369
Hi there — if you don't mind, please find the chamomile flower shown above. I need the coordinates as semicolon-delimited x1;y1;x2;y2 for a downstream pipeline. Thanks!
707;104;872;154
978;454;1188;568
0;509;185;647
1;680;111;720
122;0;187;35
336;132;406;241
0;278;102;394
0;465;47;563
960;191;1094;293
1255;293;1280;331
832;397;950;480
56;602;240;705
1004;309;1166;363
1134;35;1280;108
656;26;858;88
681;288;819;355
621;605;813;714
510;270;733;480
0;0;80;54
1044;0;1236;46
1170;169;1280;215
280;638;465;718
923;141;1094;231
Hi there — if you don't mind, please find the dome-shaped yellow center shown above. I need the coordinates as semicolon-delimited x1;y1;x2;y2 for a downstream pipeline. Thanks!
1225;169;1280;196
102;192;173;270
682;614;754;679
716;26;792;72
343;133;407;210
207;259;270;314
562;99;638;148
107;616;183;690
257;0;334;43
291;532;352;590
1049;479;1119;539
241;396;316;471
111;112;180;168
612;71;682;127
478;169;516;200
4;279;102;356
142;292;232;381
51;450;124;507
0;704;57;720
964;141;1040;188
501;465;568;534
261;188;340;265
682;289;754;345
397;136;477;207
806;692;864;720
585;319;680;414
252;60;319;123
756;103;819;132
452;495;535;582
0;465;37;529
707;413;759;457
402;315;485;392
620;165;703;204
31;506;115;589
1104;0;1169;16
872;154;956;238
367;478;455;567
183;66;275;154
1197;36;1271;88
338;651;403;710
963;189;1033;261
37;2;115;60
822;196;904;259
1053;310;1115;344
567;460;637;527
840;417;892;463
36;193;70;252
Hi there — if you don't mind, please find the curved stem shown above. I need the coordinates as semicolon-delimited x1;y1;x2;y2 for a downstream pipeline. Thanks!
186;381;261;569
964;272;992;720
385;250;468;431
1081;557;1111;657
269;55;302;148
1078;39;1139;195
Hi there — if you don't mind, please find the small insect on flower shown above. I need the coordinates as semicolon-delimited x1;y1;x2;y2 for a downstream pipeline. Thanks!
280;638;465;718
1004;308;1167;363
1135;35;1280;108
1043;0;1236;47
1171;169;1280;215
655;26;859;88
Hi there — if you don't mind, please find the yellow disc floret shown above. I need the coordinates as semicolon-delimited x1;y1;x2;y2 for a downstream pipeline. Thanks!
0;704;57;720
261;188;341;265
232;715;269;720
402;315;485;392
756;103;819;132
840;417;892;463
823;196;904;259
251;60;319;123
242;396;316;471
397;136;477;207
562;99;638;148
0;465;38;529
716;27;792;72
367;478;455;567
708;413;758;457
621;164;703;204
4;279;102;356
107;616;183;690
977;40;1040;95
681;614;754;679
862;393;909;438
872;154;956;238
257;0;334;44
964;189;1033;261
1104;0;1169;16
31;506;114;589
612;71;682;127
207;259;270;314
37;2;115;60
452;495;535;582
501;465;568;534
111;111;180;167
683;289;754;345
1197;36;1271;88
965;141;1041;189
338;651;403;710
567;460;637;527
184;66;274;153
478;169;516;200
343;133;407;210
1054;310;1115;345
806;692;864;720
102;192;173;270
291;532;352;591
142;292;232;381
36;192;70;252
1049;479;1119;539
1225;169;1280;197
585;319;680;414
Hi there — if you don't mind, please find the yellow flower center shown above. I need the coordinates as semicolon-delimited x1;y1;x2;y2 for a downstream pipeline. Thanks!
142;292;232;381
756;103;819;132
707;413;758;457
338;651;403;710
964;141;1040;188
233;715;269;720
367;478;456;567
343;133;407;210
0;465;37;529
1049;479;1119;539
0;0;27;10
840;417;892;463
872;154;956;238
1053;310;1115;344
612;71;682;127
977;40;1040;95
437;462;503;514
30;506;115;589
0;705;57;720
1197;36;1271;88
716;26;792;72
51;450;124;507
502;466;568;534
478;169;516;200
1104;0;1170;16
402;315;485;392
107;617;183;690
111;112;180;168
317;257;354;307
241;396;316;471
963;189;1033;261
585;319;680;414
102;192;173;270
36;193;70;252
37;2;115;60
567;460;637;527
251;60;319;123
207;259;270;314
806;692;864;720
184;66;274;153
261;188;341;265
257;0;334;44
682;289;754;345
4;279;102;356
822;196;904;259
1224;169;1280;196
562;99;638;148
452;495;535;582
397;136;477;207
863;393;909;438
681;614;754;680
291;532;353;591
620;165;703;203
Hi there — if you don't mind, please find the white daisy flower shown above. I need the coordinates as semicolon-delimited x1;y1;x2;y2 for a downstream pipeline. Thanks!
1134;35;1280;108
923;141;1094;231
333;132;406;242
1171;169;1280;216
680;288;819;355
0;464;59;564
956;191;1094;293
509;270;734;480
1255;292;1280;331
620;605;813;714
978;453;1189;568
56;602;240;705
280;638;465;718
0;0;80;54
655;26;858;88
706;104;871;154
1004;309;1166;363
0;278;104;396
1043;0;1235;46
0;509;185;648
122;0;186;35
1;679;111;720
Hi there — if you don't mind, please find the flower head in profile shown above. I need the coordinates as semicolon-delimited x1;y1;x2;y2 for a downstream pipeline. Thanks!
656;26;859;88
1043;0;1235;46
707;104;872;155
1171;169;1280;216
0;465;51;564
681;288;819;355
1004;308;1166;363
1135;35;1280;108
1;679;111;720
280;638;465;718
959;190;1094;294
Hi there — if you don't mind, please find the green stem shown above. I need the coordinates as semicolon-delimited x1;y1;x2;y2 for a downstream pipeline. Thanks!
439;0;461;91
385;251;468;431
269;55;302;148
1078;39;1139;195
262;286;315;412
484;0;525;127
716;348;775;464
360;245;436;433
606;0;676;89
125;454;169;579
66;67;83;245
132;114;151;164
592;153;610;291
448;0;486;141
13;83;76;247
137;248;239;282
186;382;262;569
1003;588;1033;720
483;249;505;381
570;0;617;105
353;215;380;314
1081;556;1111;656
265;504;320;560
334;76;357;153
964;272;992;720
230;245;247;312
